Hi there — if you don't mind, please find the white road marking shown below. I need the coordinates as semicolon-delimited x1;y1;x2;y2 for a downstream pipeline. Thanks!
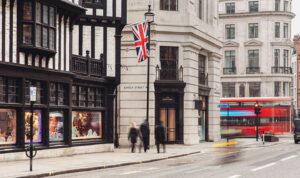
227;175;241;178
120;171;141;175
186;167;210;174
280;155;298;162
143;167;159;171
251;162;276;172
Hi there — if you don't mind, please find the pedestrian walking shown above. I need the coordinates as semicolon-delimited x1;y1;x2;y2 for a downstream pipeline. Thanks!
139;119;150;153
128;122;139;153
155;120;166;153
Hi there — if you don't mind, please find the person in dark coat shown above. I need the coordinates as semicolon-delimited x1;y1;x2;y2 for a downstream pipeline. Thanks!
155;120;166;153
139;119;150;152
128;122;139;153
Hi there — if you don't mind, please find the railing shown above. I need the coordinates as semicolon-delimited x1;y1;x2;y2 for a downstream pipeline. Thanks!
156;65;183;81
71;51;104;77
271;67;292;74
223;67;236;75
246;67;260;74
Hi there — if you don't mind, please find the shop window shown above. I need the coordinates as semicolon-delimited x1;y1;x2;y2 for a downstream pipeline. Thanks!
0;109;16;145
50;82;68;106
88;88;96;107
24;110;42;143
21;1;56;52
72;86;78;106
0;77;5;103
79;86;87;107
25;80;46;104
72;85;105;108
95;88;104;107
72;111;102;140
160;0;178;11
49;111;64;142
0;77;20;104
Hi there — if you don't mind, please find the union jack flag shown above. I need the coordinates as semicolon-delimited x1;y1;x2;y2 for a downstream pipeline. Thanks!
132;21;149;63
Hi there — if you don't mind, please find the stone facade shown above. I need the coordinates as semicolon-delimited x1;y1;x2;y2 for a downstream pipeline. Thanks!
119;0;222;146
219;0;295;98
294;35;300;116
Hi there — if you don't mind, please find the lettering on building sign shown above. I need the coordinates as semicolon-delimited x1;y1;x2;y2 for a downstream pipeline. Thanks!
128;0;149;10
122;85;149;91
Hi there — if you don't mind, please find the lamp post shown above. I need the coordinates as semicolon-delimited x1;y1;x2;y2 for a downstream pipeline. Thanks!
144;5;154;123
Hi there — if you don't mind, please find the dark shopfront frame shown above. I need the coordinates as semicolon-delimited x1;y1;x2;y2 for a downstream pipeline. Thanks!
154;81;186;144
0;63;113;153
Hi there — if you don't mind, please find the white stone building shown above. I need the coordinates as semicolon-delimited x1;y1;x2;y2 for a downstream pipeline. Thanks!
118;0;222;145
219;0;295;98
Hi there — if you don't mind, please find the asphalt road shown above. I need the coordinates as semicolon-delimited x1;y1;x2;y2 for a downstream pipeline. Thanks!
52;138;300;178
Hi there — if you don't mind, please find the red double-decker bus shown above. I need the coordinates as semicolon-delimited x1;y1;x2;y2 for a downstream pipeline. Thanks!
220;97;292;137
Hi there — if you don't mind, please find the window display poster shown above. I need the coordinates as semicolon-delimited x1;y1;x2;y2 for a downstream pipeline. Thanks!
25;110;42;143
49;111;64;141
72;111;102;139
0;109;16;145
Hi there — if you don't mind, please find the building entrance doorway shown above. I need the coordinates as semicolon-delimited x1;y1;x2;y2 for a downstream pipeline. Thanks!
160;108;176;142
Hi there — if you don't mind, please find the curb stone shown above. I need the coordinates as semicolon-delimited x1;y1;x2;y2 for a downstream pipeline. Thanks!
17;151;201;178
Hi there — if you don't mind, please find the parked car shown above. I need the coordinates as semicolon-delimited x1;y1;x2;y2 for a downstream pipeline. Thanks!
294;119;300;144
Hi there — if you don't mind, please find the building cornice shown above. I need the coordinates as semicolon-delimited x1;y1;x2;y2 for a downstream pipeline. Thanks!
219;11;295;19
271;41;294;47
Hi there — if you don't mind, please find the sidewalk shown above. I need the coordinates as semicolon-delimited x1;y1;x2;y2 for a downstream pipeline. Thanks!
0;138;287;178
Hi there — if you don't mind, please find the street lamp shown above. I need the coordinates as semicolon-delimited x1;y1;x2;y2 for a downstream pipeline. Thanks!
144;5;155;123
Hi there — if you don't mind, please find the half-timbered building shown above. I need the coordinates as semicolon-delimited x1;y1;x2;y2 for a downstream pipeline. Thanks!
0;0;127;158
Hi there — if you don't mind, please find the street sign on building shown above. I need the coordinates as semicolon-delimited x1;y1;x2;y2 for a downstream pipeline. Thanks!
30;87;37;102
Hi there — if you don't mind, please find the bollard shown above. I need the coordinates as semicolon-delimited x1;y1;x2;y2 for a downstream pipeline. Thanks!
262;133;265;144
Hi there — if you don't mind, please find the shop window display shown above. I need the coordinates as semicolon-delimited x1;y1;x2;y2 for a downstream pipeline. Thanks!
49;111;64;141
72;111;102;139
24;110;42;143
0;109;16;145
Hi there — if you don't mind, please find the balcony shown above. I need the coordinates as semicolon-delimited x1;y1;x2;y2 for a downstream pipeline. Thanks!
271;67;292;74
223;67;236;75
246;67;260;74
156;65;183;81
71;51;105;77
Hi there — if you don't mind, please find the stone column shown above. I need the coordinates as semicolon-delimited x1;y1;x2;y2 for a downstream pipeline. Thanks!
207;52;222;141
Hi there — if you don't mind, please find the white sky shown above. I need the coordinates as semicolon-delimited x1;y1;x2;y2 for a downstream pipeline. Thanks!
292;0;300;36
